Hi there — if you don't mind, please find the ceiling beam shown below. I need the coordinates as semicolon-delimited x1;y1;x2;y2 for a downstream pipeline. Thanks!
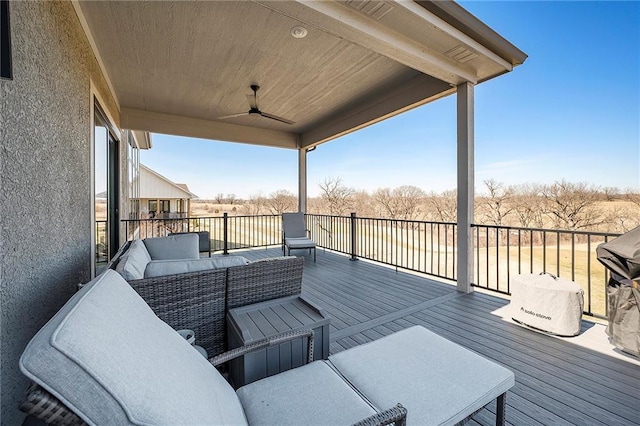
121;108;299;149
300;74;454;147
258;0;477;85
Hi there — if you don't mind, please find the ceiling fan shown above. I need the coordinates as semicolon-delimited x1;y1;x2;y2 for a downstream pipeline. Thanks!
217;85;295;125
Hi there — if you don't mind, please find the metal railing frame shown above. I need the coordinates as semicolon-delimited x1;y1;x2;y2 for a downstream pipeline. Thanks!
121;214;282;253
117;213;619;318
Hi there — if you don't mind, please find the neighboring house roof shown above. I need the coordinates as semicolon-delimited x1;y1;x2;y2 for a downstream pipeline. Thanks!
139;164;198;199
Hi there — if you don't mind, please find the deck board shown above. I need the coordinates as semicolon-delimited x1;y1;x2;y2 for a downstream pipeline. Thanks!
236;248;640;425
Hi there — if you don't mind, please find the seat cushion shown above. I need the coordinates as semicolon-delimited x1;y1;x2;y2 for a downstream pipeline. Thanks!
285;237;316;249
237;361;376;425
20;269;247;426
144;255;249;278
329;326;515;426
144;233;200;260
169;231;211;252
115;239;151;280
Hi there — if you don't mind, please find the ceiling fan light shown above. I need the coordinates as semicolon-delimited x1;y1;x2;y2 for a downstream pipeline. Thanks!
290;26;308;39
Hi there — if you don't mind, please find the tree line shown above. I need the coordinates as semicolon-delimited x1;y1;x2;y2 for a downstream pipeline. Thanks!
198;178;640;233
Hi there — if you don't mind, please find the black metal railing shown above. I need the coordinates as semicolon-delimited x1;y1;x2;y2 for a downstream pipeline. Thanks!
306;215;617;318
121;214;281;253
120;213;617;318
471;225;618;318
306;214;457;281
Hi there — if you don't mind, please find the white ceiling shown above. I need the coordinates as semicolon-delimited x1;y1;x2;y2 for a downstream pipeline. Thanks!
76;0;526;149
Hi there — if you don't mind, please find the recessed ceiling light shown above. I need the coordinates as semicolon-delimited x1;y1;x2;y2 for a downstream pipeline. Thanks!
290;26;308;39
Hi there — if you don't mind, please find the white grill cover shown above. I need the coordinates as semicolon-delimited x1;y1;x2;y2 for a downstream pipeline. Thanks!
510;273;584;336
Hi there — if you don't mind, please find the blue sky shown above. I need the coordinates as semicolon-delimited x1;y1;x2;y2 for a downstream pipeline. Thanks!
142;1;639;199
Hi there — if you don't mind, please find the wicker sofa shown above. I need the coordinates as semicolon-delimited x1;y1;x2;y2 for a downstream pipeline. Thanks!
20;270;515;426
110;234;305;357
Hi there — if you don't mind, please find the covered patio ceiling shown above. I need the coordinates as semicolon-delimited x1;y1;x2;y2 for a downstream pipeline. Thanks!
74;0;527;150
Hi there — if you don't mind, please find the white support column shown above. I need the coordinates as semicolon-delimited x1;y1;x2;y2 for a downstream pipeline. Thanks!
298;148;307;213
456;82;475;293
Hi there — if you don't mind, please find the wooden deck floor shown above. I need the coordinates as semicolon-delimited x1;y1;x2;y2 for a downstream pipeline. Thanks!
237;247;640;426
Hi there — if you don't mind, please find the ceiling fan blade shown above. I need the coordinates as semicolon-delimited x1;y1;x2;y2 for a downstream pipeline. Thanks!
217;112;250;120
260;111;295;125
246;94;258;110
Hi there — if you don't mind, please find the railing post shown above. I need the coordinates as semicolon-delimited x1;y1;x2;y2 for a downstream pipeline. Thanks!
223;213;229;255
350;212;357;261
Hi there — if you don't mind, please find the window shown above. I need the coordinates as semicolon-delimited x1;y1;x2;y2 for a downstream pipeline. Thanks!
177;199;184;213
160;200;170;213
148;200;158;217
1;0;12;80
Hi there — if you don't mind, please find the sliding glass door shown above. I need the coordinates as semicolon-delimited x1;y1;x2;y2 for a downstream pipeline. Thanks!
94;104;119;275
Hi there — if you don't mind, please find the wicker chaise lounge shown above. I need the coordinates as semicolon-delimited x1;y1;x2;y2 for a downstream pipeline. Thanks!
20;270;514;425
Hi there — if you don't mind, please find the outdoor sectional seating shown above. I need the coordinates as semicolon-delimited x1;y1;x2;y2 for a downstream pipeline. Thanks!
20;269;515;425
110;234;305;357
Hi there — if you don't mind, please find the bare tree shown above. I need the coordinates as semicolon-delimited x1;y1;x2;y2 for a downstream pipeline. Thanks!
602;186;620;201
625;189;640;209
373;188;395;218
374;185;425;220
214;193;225;204
242;193;266;215
605;206;640;233
351;190;375;217
307;196;324;214
511;183;545;228
477;179;514;226
425;189;457;222
620;189;640;231
541;180;603;230
226;193;237;205
318;177;354;215
266;190;297;215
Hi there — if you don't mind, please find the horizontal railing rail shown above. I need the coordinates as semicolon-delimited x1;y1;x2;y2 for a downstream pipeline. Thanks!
119;213;618;318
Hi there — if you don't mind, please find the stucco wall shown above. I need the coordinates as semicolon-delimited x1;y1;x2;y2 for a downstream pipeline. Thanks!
0;2;118;423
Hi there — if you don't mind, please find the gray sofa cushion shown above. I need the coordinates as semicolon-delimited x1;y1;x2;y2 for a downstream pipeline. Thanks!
143;233;199;260
20;269;247;426
329;326;515;426
237;361;376;425
115;239;151;280
144;255;249;278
